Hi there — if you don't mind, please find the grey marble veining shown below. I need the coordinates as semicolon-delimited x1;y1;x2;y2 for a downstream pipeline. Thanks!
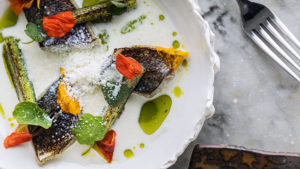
170;0;300;168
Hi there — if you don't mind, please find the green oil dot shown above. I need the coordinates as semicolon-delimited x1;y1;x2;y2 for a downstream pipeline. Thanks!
172;40;180;49
10;123;15;127
140;143;145;149
8;117;14;122
159;15;165;21
124;149;134;159
172;87;183;98
133;146;136;150
172;32;177;37
0;104;5;119
150;22;154;26
138;95;172;135
182;59;188;68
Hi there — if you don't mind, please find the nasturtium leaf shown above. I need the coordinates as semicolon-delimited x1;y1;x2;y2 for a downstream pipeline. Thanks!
72;113;106;145
101;81;131;108
25;19;48;42
82;0;108;7
0;8;18;30
13;102;52;129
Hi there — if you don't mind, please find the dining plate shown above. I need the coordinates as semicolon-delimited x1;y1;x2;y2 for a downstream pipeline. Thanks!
0;0;219;168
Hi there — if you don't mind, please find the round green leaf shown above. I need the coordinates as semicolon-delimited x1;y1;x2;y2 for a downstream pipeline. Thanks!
13;102;52;129
72;113;106;145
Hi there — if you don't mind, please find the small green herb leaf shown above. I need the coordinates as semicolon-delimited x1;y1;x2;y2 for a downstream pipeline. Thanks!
25;20;48;42
107;1;128;15
102;81;131;108
0;8;18;30
72;113;106;145
13;102;52;129
99;29;109;45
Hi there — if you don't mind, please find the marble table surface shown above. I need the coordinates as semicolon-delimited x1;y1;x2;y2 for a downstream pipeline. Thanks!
170;0;300;168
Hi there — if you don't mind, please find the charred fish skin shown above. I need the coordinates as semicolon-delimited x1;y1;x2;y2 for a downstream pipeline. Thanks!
32;111;78;165
114;46;172;97
29;79;78;165
23;0;98;51
2;37;36;103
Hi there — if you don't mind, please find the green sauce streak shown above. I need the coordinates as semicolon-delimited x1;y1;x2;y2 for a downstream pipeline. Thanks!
121;15;147;34
0;104;5;119
0;8;18;30
10;123;15;127
159;14;165;21
138;95;172;135
172;32;177;37
172;40;180;49
182;59;188;67
124;149;134;159
172;87;183;98
139;143;145;149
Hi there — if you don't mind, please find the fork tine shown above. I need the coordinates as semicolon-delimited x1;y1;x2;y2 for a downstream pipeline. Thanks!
249;31;300;82
258;26;300;72
265;20;300;61
272;16;300;49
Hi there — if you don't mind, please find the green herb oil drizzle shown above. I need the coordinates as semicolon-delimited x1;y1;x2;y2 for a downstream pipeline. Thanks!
172;87;183;98
172;40;180;49
121;15;147;34
182;59;188;67
159;14;165;21
0;104;5;119
139;143;145;149
138;95;172;135
124;149;134;159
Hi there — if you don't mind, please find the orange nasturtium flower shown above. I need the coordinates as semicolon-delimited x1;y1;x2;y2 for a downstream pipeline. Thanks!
43;11;76;38
116;53;143;81
9;0;40;15
93;130;117;163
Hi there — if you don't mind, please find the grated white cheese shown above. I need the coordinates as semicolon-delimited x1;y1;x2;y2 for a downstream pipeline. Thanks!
62;48;123;103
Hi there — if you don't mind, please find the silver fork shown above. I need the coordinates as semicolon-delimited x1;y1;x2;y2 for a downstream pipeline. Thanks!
237;0;300;82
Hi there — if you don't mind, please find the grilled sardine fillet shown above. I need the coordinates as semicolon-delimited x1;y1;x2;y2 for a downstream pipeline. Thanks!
29;80;78;165
114;46;173;97
23;0;98;52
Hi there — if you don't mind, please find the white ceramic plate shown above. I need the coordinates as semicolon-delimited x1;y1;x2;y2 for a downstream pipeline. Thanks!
0;0;219;168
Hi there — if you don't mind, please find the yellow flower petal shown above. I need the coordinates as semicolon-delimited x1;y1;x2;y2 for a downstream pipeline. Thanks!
156;46;189;70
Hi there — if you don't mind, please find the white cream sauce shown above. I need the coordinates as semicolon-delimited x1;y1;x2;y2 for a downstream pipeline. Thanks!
0;0;186;166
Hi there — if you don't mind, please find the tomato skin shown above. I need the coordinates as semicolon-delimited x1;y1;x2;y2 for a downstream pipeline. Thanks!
4;131;31;149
